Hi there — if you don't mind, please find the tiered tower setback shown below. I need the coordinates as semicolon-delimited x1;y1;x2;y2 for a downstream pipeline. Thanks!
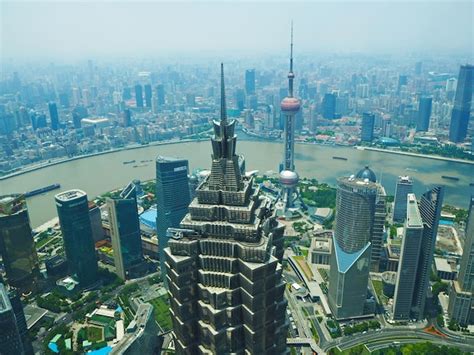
165;64;288;354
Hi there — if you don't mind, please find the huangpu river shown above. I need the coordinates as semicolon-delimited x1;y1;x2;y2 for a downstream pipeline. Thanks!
1;139;473;228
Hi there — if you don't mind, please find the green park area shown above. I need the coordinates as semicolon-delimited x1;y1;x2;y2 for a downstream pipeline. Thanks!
372;279;388;305
148;295;172;331
329;342;470;355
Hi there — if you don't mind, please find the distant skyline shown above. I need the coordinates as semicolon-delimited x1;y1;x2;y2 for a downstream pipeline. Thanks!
1;1;473;63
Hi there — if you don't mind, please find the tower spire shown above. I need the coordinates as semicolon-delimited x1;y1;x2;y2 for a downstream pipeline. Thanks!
288;22;295;97
220;63;227;123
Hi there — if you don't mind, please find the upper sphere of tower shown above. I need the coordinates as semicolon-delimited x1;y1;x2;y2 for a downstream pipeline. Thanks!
280;97;301;112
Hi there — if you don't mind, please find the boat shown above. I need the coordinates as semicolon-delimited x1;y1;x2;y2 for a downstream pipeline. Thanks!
133;164;148;168
405;168;418;172
469;183;474;187
123;160;136;165
25;183;61;197
332;156;348;161
441;175;460;181
140;159;153;163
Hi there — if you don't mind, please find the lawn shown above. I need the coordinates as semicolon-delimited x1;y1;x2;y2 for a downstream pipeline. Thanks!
372;280;388;304
293;256;313;280
87;326;104;343
328;344;370;355
318;268;329;282
148;295;172;331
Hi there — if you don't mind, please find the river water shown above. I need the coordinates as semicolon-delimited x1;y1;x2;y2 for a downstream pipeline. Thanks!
1;139;473;228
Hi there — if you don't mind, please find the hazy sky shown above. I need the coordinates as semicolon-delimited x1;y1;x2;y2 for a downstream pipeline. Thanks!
1;1;473;61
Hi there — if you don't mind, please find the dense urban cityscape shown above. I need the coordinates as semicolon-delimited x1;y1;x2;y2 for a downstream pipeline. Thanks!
1;1;473;355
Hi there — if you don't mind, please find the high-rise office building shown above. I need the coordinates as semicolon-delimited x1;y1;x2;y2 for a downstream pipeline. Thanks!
415;62;423;76
449;64;473;143
107;182;143;280
245;69;256;95
156;84;165;106
448;196;474;325
393;194;424;321
48;101;59;130
361;112;375;142
322;93;336;119
8;287;33;354
0;194;39;292
165;64;287;354
0;283;24;355
55;190;98;287
144;84;152;108
416;97;432;132
411;186;444;319
122;108;132;127
398;75;408;94
328;175;378;319
135;84;144;108
155;157;191;275
234;88;245;111
393;176;413;223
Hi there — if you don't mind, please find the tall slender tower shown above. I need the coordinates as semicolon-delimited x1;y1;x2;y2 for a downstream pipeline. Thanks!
449;64;473;143
280;23;301;210
165;64;287;354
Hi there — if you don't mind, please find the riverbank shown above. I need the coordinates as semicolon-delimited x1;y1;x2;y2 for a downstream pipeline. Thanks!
0;138;208;181
358;146;474;166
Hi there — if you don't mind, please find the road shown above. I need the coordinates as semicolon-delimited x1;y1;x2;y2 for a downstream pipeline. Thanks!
323;327;474;353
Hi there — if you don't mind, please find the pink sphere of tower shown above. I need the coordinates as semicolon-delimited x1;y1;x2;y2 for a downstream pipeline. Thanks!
280;97;301;112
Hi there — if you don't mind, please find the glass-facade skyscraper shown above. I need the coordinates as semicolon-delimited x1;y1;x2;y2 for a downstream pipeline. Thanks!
411;186;444;319
55;190;98;287
328;175;378;320
165;64;287;353
107;182;143;280
0;194;39;292
393;194;423;321
245;69;256;95
449;64;473;143
361;112;375;142
48;101;59;131
393;176;414;223
416;97;432;132
448;196;474;325
155;157;191;275
135;84;144;108
0;283;24;355
144;84;152;108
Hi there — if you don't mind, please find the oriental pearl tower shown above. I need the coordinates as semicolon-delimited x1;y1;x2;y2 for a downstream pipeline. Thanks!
279;24;301;211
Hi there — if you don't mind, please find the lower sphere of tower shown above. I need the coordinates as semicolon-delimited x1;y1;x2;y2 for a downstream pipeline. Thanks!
280;170;299;187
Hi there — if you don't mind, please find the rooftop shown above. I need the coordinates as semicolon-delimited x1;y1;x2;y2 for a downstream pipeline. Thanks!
55;189;86;202
406;194;423;227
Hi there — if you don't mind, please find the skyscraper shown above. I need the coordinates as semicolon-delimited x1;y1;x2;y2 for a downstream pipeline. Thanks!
322;93;336;119
361;112;375;142
0;194;39;292
393;194;424;321
449;64;473;143
416;97;432;132
135;84;144;108
0;283;24;355
144;84;152;108
48;101;59;130
165;64;287;354
245;69;256;95
411;186;444;319
8;287;33;354
393;176;413;223
155;157;191;276
280;24;301;210
55;190;98;288
156;84;165;106
122;108;132;127
107;182;143;280
328;175;378;319
448;196;474;325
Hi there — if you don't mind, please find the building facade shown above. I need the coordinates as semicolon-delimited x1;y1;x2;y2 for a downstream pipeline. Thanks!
165;64;288;354
107;183;143;280
411;186;444;319
361;112;375;142
55;190;98;288
449;64;473;143
448;196;474;325
392;194;423;321
328;176;378;319
155;157;191;276
0;283;24;355
393;176;414;223
0;194;39;292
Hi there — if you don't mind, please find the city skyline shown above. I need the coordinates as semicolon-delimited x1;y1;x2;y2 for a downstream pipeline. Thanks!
1;1;473;63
